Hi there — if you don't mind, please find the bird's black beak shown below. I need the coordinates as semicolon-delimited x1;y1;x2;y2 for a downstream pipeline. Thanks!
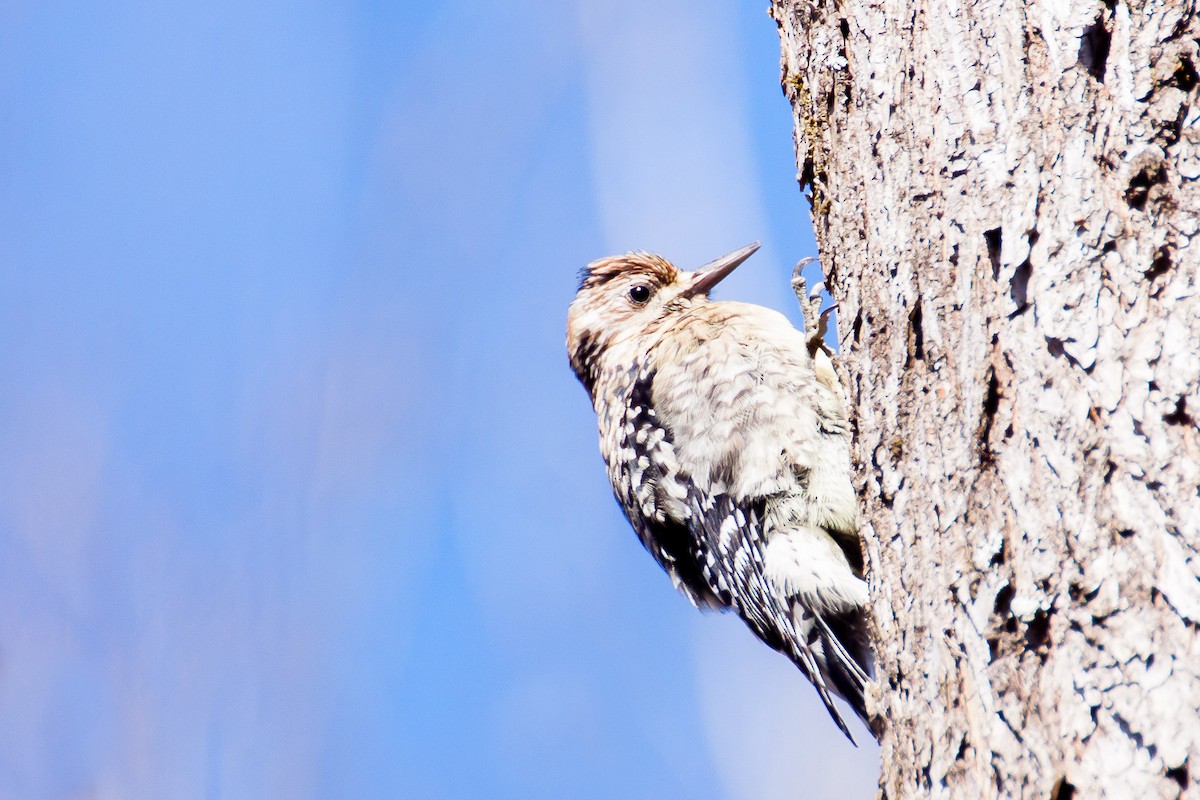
683;242;761;298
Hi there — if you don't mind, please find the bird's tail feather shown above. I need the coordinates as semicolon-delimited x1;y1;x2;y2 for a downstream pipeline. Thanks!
788;636;859;746
813;609;874;731
783;603;876;746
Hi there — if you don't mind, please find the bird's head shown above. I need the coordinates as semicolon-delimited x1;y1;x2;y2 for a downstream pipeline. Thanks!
566;242;760;394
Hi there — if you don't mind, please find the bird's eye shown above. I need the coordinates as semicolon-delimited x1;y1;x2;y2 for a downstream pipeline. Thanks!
628;284;652;305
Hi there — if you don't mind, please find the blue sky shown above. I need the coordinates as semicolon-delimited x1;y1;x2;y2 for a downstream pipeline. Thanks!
0;1;878;797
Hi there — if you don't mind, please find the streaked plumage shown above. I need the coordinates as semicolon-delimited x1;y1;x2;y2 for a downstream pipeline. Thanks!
566;243;873;742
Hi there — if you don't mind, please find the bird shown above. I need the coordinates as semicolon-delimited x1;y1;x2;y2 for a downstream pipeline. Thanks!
566;242;874;743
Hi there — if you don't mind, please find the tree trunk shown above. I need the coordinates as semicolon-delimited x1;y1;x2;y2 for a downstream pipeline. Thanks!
769;0;1200;797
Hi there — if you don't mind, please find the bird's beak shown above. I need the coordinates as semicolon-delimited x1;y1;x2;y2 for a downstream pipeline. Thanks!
683;242;761;298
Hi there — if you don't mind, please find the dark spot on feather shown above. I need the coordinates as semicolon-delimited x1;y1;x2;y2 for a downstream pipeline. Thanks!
569;331;603;395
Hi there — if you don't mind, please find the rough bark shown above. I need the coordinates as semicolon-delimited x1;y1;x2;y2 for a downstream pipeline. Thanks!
770;0;1200;797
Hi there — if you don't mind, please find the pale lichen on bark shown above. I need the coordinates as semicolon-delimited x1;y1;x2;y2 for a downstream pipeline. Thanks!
770;0;1200;796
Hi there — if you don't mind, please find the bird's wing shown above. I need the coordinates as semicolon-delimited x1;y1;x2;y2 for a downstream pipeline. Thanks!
683;486;860;744
609;366;723;609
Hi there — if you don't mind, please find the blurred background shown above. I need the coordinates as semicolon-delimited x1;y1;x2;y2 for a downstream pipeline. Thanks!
0;0;879;797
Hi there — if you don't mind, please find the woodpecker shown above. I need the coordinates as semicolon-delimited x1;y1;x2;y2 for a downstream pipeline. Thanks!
566;242;873;743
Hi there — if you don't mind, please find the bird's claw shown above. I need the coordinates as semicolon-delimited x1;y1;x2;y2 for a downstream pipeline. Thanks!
790;257;818;293
812;303;838;348
791;257;828;344
807;281;825;304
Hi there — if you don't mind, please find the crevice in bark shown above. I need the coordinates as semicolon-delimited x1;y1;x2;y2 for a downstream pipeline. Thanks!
1166;760;1189;791
989;580;1019;661
1050;777;1076;800
907;299;925;364
996;710;1025;745
1164;396;1194;427
1153;99;1188;149
991;537;1007;567
1146;244;1173;283
873;443;897;508
836;18;853;108
1125;162;1166;211
1079;15;1111;83
988;633;1004;659
1010;254;1032;316
1025;608;1053;658
1172;55;1198;92
1113;712;1147;750
1045;336;1084;370
799;156;815;192
994;584;1014;619
979;368;1001;459
1069;581;1101;604
985;228;1002;278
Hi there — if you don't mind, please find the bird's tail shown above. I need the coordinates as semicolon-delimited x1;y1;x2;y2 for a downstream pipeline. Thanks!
789;605;877;745
813;609;873;726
